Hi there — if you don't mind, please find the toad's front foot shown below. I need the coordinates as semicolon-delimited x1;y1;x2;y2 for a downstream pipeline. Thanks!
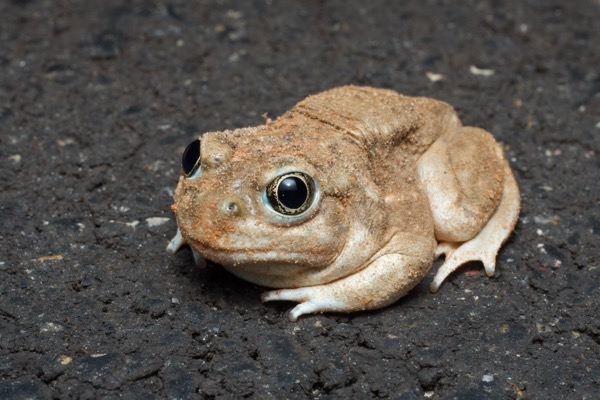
262;287;347;322
262;253;430;321
167;227;207;268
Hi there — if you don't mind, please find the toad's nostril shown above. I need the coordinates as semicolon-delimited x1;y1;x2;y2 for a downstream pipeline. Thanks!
223;199;242;216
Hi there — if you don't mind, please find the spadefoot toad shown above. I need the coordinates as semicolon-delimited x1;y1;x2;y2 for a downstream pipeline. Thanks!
168;86;520;321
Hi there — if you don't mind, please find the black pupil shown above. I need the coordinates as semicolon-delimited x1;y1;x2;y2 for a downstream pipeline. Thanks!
277;177;308;209
182;139;200;176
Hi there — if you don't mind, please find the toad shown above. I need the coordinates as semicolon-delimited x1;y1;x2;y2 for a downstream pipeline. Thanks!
168;86;520;321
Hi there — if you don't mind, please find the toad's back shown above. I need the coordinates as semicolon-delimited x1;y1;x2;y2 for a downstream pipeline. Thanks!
286;85;460;164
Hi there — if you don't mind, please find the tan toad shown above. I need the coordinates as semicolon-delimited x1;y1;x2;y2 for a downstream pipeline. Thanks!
168;86;520;321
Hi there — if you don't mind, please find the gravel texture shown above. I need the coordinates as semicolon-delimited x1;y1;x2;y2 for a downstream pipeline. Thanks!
1;1;599;399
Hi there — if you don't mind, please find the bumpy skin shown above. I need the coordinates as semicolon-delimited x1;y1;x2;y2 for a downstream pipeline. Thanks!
168;86;520;321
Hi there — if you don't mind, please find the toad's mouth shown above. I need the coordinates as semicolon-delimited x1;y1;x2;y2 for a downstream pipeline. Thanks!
188;239;337;288
187;237;337;270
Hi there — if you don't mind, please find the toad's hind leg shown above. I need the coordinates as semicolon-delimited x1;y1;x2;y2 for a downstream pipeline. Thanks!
417;125;520;292
429;163;520;292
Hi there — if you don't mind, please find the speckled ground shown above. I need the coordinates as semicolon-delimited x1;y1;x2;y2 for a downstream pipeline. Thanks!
1;1;599;399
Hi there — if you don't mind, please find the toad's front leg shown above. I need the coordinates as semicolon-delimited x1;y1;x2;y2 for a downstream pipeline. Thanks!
262;253;431;321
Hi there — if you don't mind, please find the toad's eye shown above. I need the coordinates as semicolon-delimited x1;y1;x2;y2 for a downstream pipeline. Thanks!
265;172;316;216
182;139;201;178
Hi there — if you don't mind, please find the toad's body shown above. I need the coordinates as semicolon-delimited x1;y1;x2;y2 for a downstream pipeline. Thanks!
168;86;520;321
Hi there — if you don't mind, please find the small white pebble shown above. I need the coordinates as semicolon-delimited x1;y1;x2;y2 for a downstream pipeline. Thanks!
533;215;559;225
226;10;243;19
482;374;494;383
469;65;495;77
146;217;170;227
59;355;73;365
57;138;75;147
426;72;445;82
40;322;63;332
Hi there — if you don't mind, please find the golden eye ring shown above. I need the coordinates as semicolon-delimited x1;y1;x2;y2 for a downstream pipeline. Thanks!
265;172;316;216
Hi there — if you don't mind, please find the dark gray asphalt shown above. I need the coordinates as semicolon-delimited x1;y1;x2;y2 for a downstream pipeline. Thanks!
1;1;599;398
